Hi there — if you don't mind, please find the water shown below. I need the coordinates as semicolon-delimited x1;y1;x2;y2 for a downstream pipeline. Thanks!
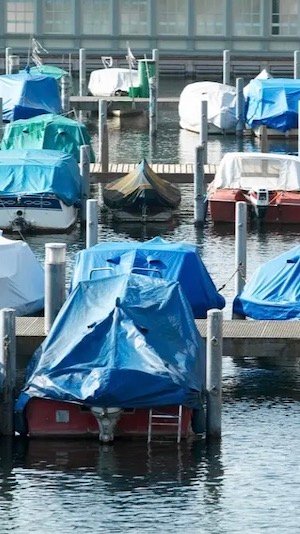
1;78;300;533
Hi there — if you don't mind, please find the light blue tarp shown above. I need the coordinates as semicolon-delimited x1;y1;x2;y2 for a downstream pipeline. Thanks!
16;274;205;410
0;149;81;206
245;78;300;132
70;237;225;318
0;71;61;121
233;245;300;320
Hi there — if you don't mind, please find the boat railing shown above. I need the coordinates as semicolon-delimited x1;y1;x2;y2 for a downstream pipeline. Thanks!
89;267;114;279
131;267;162;277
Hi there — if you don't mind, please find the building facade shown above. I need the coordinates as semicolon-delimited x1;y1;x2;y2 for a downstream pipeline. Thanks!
1;0;300;57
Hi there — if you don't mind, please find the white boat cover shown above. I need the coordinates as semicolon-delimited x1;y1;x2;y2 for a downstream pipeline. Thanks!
0;231;44;315
88;67;139;96
178;81;237;133
209;152;300;191
243;68;272;100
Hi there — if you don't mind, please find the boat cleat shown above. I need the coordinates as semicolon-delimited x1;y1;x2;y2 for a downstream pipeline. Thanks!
91;406;122;442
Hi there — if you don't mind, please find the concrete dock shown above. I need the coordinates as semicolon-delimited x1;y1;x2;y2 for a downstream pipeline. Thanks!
16;317;300;359
70;95;179;112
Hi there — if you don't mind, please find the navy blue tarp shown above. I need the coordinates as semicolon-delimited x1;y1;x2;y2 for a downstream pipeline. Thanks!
0;71;61;121
70;237;225;319
246;78;300;132
16;274;205;410
233;245;300;320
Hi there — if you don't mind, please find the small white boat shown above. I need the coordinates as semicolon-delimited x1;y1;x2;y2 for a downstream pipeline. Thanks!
0;149;82;233
88;67;139;97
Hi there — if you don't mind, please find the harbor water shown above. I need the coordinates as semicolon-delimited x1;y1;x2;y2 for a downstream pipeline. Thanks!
0;78;299;533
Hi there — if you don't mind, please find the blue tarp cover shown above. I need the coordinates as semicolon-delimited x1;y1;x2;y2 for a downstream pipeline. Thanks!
0;71;61;121
0;149;81;206
233;245;300;320
16;274;205;410
246;78;300;131
70;237;225;318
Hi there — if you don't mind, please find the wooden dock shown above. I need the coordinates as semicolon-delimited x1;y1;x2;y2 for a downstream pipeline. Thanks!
16;317;300;359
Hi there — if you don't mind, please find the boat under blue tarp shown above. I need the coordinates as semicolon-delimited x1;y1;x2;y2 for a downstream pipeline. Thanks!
0;71;61;121
233;245;300;320
245;78;300;132
0;149;81;206
16;274;205;411
70;237;225;318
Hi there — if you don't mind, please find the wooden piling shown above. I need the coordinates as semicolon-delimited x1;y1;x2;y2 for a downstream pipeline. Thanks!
44;243;66;335
8;55;20;74
260;125;268;153
80;144;91;224
236;77;245;136
98;100;109;171
86;199;98;248
194;145;206;225
199;100;208;164
206;309;223;439
0;309;16;436
0;98;3;142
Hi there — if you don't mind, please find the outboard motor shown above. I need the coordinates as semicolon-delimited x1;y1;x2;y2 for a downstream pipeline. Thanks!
248;188;269;219
91;407;122;442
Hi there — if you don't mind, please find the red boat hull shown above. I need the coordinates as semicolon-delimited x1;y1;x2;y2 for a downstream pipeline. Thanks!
25;398;193;439
209;189;300;224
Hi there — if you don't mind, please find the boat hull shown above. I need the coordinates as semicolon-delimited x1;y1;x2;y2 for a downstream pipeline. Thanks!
25;398;192;439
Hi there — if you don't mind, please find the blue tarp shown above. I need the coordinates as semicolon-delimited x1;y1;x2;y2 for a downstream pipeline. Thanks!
0;149;81;206
245;78;300;132
70;237;225;318
0;71;61;121
233;245;300;320
16;274;205;410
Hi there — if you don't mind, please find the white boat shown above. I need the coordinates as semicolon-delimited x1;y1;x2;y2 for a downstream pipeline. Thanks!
0;149;82;233
0;230;44;315
178;81;237;134
88;67;139;97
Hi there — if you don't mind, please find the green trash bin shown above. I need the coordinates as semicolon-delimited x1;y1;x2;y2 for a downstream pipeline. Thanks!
138;59;156;97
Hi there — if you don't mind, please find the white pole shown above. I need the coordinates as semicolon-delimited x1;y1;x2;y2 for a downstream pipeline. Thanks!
0;309;16;436
79;48;86;96
194;145;206;225
236;77;245;136
61;75;70;113
44;244;66;335
234;201;247;297
206;309;223;439
223;49;230;85
8;55;20;74
199;100;208;164
98;99;109;171
149;76;157;136
0;98;3;143
152;48;159;97
260;125;268;153
298;101;300;157
294;50;300;79
80;144;91;224
5;47;12;74
86;199;98;248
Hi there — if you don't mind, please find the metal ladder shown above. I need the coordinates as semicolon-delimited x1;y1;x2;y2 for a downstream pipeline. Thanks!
147;406;183;444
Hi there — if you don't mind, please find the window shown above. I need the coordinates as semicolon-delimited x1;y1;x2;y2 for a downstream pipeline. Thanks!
120;0;149;35
232;0;262;36
82;0;111;34
43;0;74;34
6;0;34;33
272;0;300;36
195;0;225;36
157;0;188;35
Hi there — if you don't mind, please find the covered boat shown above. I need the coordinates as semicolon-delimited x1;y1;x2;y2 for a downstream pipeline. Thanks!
0;230;44;316
0;149;81;232
22;65;69;81
15;273;205;440
0;71;61;122
233;245;300;320
70;237;225;319
208;152;300;224
178;81;237;134
103;159;181;222
1;113;95;163
88;67;139;96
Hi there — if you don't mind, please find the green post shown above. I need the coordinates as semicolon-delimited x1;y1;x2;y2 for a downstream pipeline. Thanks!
138;59;156;97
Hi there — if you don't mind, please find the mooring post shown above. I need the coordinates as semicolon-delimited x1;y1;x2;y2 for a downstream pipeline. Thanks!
298;101;300;156
206;309;223;439
152;48;159;96
149;76;157;137
80;144;91;225
8;55;20;74
5;47;12;74
98;99;109;171
236;77;245;136
223;49;230;85
260;125;268;153
86;199;98;248
44;243;66;335
234;201;247;301
199;100;208;164
61;75;71;113
79;48;86;96
0;309;16;436
0;98;3;142
194;145;206;225
294;50;300;79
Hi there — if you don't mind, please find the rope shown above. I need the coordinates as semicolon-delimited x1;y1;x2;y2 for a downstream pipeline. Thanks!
217;262;247;292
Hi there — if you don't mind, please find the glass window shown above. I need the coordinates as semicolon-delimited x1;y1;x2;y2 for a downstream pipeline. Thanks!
272;0;300;36
157;0;188;36
195;0;225;36
120;0;149;35
43;0;74;34
6;0;34;33
232;0;262;36
82;0;111;34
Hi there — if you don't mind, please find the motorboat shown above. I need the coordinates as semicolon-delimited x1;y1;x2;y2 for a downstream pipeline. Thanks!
103;159;181;222
88;67;139;97
0;70;61;121
0;230;44;316
208;152;300;224
1;113;95;163
178;81;237;134
0;149;81;233
70;236;226;319
233;245;300;320
15;272;206;441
